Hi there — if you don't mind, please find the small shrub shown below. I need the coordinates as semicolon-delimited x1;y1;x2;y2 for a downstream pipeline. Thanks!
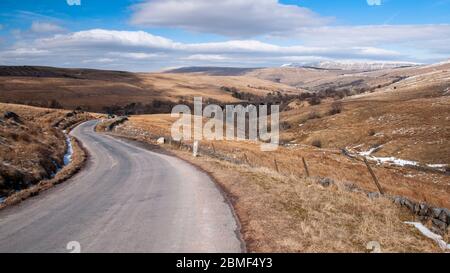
334;91;346;100
307;111;321;120
328;102;343;115
280;122;291;130
318;177;334;187
311;139;322;148
298;92;313;101
308;96;322;106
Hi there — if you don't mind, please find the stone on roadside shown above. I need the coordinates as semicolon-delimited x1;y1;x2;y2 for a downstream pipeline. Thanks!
431;208;442;218
393;196;403;205
414;203;420;214
432;219;447;233
403;199;415;212
430;226;445;236
157;137;165;144
418;204;430;217
438;208;450;225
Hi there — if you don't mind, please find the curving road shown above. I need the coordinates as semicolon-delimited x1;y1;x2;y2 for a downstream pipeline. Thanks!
0;120;244;253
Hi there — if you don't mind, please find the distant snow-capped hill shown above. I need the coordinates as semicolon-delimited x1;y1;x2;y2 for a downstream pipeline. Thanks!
281;61;420;71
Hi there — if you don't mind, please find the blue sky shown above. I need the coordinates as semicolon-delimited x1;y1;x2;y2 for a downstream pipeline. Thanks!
0;0;449;71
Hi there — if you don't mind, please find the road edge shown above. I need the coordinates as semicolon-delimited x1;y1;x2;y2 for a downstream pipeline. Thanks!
104;133;248;253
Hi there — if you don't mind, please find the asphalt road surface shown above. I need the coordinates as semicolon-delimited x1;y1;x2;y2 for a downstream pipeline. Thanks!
0;120;244;253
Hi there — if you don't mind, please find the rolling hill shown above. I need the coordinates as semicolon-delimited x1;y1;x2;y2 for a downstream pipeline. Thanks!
0;66;301;113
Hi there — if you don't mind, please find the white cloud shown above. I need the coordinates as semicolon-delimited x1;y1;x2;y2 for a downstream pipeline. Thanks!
113;52;163;60
67;0;81;6
30;21;65;33
130;0;330;37
2;26;449;71
35;29;177;49
367;0;382;6
31;29;403;59
183;54;230;61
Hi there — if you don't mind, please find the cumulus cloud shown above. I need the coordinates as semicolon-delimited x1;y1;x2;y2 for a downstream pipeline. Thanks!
0;29;407;70
1;26;449;71
30;21;65;33
35;29;177;49
29;29;404;59
130;0;330;37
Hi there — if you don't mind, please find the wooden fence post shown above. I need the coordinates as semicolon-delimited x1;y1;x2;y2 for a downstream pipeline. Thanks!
274;157;280;173
302;157;310;177
363;158;384;195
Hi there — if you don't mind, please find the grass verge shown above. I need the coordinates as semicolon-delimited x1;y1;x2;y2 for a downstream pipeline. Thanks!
0;136;88;210
104;121;445;252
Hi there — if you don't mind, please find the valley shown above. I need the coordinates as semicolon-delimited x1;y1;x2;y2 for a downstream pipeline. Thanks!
0;61;449;252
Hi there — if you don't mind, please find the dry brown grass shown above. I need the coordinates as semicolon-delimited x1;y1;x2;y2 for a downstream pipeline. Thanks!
0;103;93;199
114;112;449;209
173;154;443;253
93;64;450;252
0;68;300;113
103;120;445;252
0;136;87;209
102;112;448;252
281;85;450;165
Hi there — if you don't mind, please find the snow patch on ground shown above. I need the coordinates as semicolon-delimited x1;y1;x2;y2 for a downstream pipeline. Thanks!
366;155;446;170
359;145;383;156
405;222;450;251
351;145;447;171
426;164;449;172
427;164;447;168
369;156;419;167
357;145;419;167
63;135;73;166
